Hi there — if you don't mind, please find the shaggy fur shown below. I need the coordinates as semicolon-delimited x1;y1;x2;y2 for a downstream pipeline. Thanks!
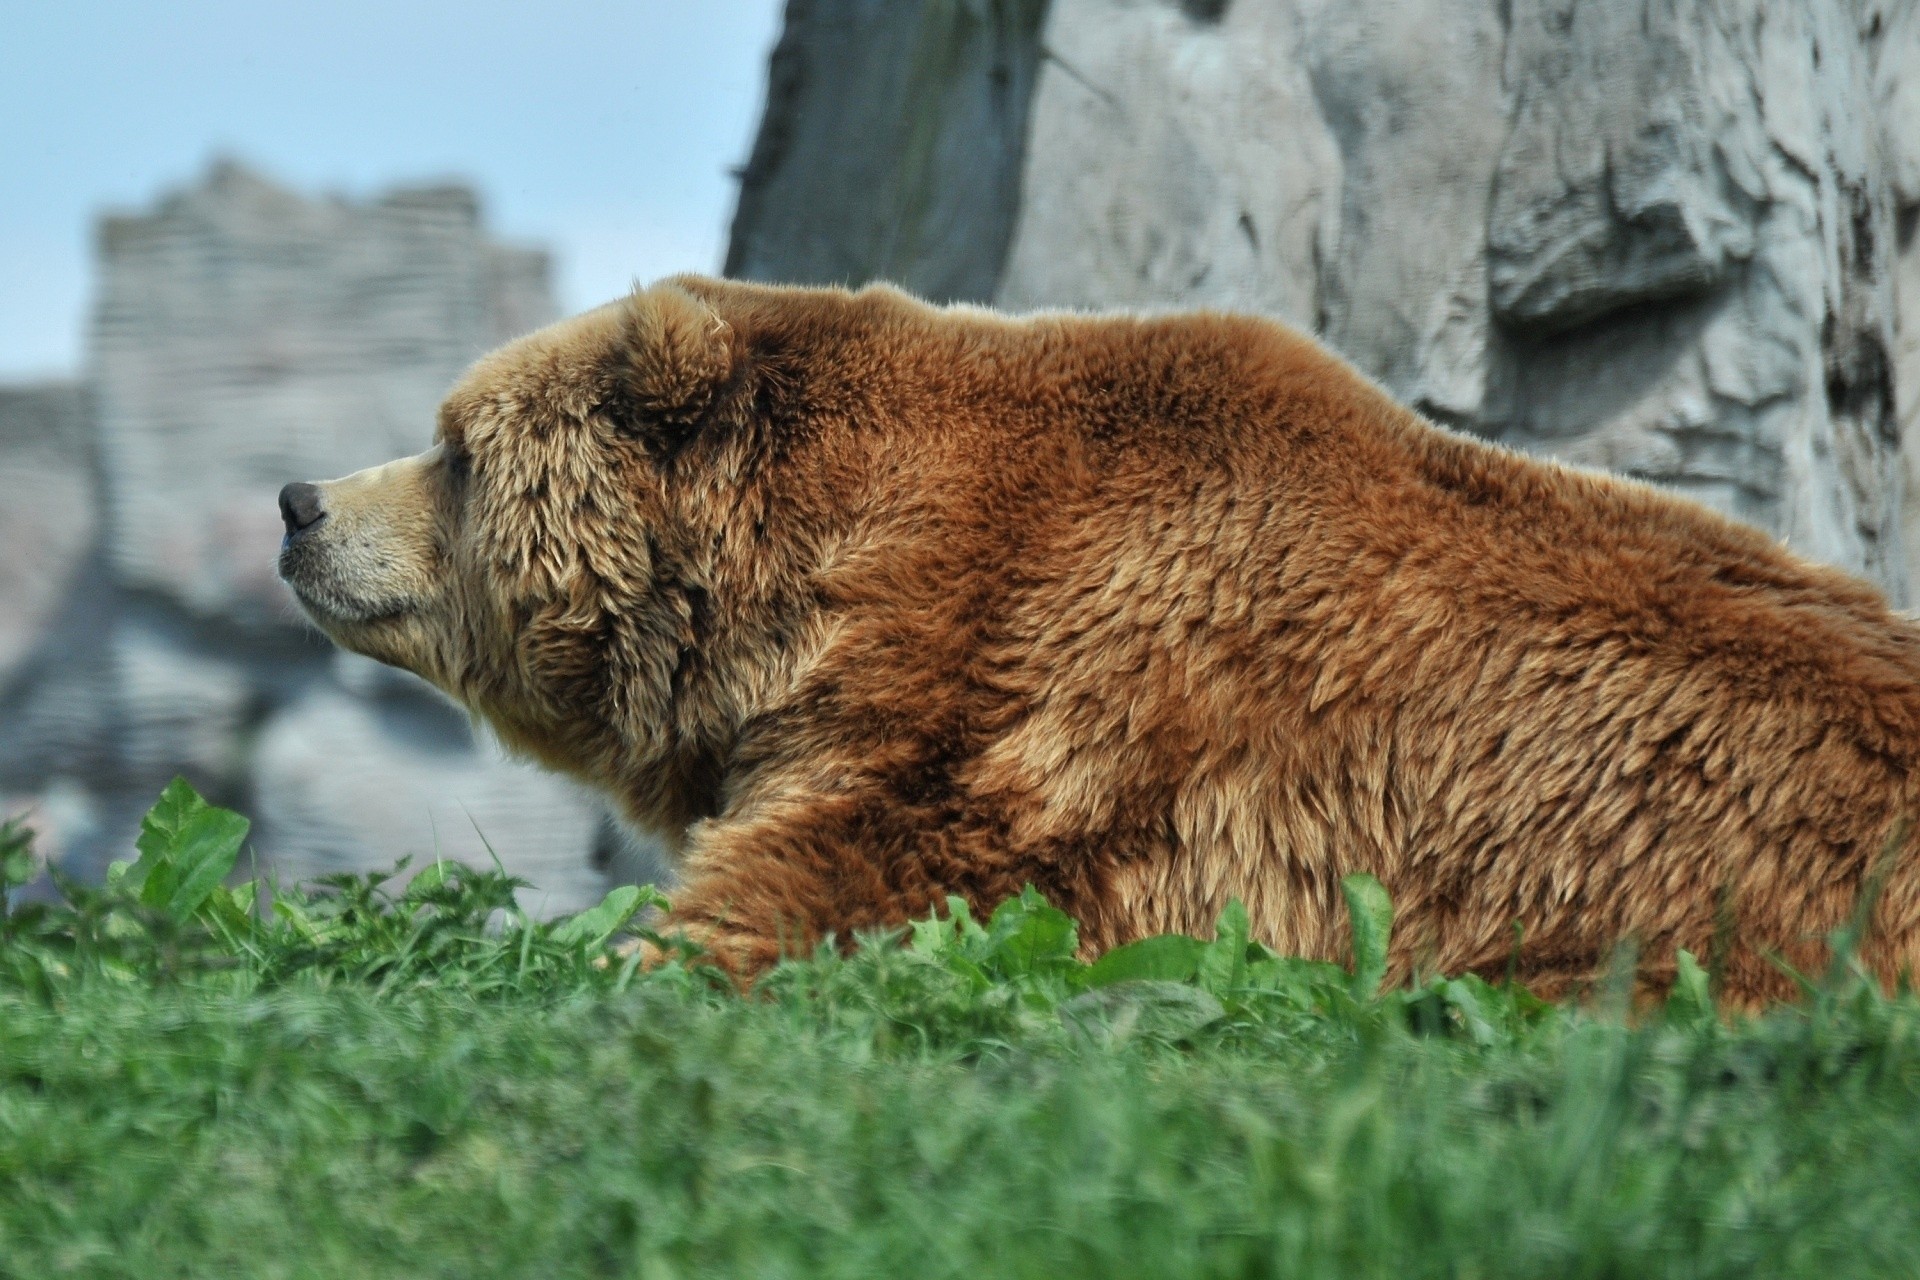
280;276;1920;1003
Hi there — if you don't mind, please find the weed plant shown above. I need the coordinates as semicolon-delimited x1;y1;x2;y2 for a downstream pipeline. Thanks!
0;782;1916;1277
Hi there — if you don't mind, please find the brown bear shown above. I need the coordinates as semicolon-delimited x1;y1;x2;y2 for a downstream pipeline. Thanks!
278;275;1920;1004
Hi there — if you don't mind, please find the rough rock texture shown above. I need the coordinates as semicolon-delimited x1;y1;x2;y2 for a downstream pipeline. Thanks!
725;0;1050;302
0;161;672;905
732;0;1920;602
998;0;1345;323
1882;0;1920;588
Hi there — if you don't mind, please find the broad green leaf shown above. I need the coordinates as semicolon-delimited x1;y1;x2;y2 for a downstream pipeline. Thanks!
908;912;954;957
128;778;250;922
1085;934;1207;988
909;896;991;967
1244;950;1350;997
947;895;988;949
1196;899;1251;994
551;885;654;949
1341;873;1393;999
985;886;1078;976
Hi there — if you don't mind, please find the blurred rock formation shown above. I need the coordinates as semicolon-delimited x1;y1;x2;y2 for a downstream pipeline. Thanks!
731;0;1920;603
93;162;553;630
0;161;664;908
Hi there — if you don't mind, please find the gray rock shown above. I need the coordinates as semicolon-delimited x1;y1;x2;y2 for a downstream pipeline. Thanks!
251;683;611;915
109;619;254;793
1879;0;1920;597
89;160;554;628
0;630;117;796
2;618;258;881
0;383;97;688
590;810;678;893
0;381;119;851
1304;0;1511;412
1487;1;1758;333
997;0;1341;321
726;0;1049;303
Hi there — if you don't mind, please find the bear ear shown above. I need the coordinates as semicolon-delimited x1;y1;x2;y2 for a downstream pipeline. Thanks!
609;282;735;437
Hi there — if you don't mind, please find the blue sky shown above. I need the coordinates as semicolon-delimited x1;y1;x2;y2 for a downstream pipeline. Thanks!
0;0;786;379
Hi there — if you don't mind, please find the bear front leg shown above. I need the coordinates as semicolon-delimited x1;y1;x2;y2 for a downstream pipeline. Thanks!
642;882;855;985
651;844;911;982
644;794;1030;983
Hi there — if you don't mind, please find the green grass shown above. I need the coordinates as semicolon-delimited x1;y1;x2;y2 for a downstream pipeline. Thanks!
1;782;1917;1278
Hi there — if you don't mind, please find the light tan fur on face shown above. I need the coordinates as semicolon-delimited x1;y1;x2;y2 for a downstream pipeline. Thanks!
281;275;1920;1004
279;447;450;671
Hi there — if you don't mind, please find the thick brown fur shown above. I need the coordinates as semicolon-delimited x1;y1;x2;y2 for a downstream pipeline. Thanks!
280;275;1920;1004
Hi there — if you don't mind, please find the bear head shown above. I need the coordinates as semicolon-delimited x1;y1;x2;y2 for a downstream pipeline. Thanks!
276;279;810;837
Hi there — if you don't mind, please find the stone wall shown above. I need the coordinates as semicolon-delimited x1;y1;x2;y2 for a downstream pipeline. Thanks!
0;161;662;908
730;0;1920;603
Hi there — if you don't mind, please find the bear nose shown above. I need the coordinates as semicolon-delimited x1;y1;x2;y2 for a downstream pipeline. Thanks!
278;482;326;536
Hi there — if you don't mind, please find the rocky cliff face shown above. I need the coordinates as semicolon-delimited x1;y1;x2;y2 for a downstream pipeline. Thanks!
0;161;659;907
731;0;1920;602
726;0;1050;303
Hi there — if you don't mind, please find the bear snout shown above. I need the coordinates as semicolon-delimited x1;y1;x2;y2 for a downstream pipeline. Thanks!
275;453;441;638
278;482;327;539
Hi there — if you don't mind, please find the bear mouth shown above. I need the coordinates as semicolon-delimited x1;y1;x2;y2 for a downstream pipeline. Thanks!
278;537;411;627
